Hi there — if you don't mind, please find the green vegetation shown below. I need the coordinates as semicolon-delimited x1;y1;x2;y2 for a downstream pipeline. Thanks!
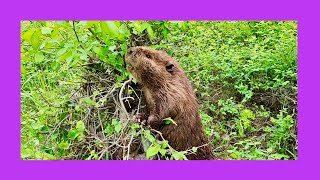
21;21;297;160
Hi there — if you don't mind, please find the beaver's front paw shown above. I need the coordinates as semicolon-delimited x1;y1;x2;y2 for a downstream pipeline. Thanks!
134;113;147;125
146;115;162;129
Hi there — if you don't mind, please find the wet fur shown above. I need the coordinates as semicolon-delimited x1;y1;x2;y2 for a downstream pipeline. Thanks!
125;46;213;160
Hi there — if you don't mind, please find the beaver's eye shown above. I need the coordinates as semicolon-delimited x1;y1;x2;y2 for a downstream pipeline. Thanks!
146;54;152;59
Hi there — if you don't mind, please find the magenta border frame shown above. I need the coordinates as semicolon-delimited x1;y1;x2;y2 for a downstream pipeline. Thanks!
1;0;319;179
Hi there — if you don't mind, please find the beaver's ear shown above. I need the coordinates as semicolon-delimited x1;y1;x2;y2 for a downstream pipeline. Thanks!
166;63;175;73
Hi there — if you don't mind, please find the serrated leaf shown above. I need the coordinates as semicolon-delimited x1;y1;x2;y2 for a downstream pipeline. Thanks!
43;153;56;160
161;141;168;149
119;24;130;37
68;129;79;140
130;123;140;129
133;22;142;34
114;123;122;133
84;21;99;28
140;22;149;32
159;149;167;156
146;144;161;158
101;21;119;38
75;105;81;112
21;64;26;76
30;30;41;50
144;130;156;143
58;142;69;150
84;97;96;105
104;124;114;135
172;152;188;160
192;147;198;153
31;123;43;130
57;48;67;56
22;29;35;42
109;45;116;51
76;121;85;132
41;27;52;35
59;51;72;61
34;52;44;63
147;26;155;38
93;46;102;56
51;61;60;71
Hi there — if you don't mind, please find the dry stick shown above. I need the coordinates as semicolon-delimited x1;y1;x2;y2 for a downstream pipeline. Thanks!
118;79;136;159
97;109;108;159
103;84;117;99
98;147;109;160
119;78;133;119
126;132;134;160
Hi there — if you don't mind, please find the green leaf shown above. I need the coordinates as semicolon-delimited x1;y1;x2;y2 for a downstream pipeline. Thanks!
119;24;130;38
30;30;41;50
130;123;140;129
172;152;188;160
21;64;26;76
240;109;255;130
58;142;69;150
84;21;99;28
140;22;149;32
76;120;85;132
101;21;119;38
143;130;156;143
114;123;122;133
51;61;61;71
163;117;177;125
109;45;116;52
104;124;114;135
43;153;56;160
31;123;43;130
192;147;198;153
159;149;167;156
84;97;96;105
22;29;35;42
34;52;44;63
68;129;79;140
75;105;81;112
133;22;142;33
41;27;52;35
147;26;155;38
59;51;72;61
146;144;161;159
57;48;67;57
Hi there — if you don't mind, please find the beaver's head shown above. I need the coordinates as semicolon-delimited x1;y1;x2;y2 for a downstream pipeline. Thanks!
125;46;180;85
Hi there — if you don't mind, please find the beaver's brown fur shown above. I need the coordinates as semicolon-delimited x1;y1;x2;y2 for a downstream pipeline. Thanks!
125;46;213;160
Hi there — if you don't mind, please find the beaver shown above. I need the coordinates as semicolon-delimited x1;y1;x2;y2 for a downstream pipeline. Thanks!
125;46;213;160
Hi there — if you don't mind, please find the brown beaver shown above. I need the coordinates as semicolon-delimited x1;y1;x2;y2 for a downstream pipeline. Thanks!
125;46;213;160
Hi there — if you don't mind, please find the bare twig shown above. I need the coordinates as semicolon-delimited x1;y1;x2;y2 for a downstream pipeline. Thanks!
126;132;134;160
119;78;133;119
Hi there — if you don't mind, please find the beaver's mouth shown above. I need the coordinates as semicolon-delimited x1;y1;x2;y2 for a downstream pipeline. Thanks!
126;63;133;71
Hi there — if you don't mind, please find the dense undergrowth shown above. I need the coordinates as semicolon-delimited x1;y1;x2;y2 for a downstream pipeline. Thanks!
21;21;297;160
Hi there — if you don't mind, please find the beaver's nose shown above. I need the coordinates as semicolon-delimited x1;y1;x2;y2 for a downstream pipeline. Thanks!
128;47;135;55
